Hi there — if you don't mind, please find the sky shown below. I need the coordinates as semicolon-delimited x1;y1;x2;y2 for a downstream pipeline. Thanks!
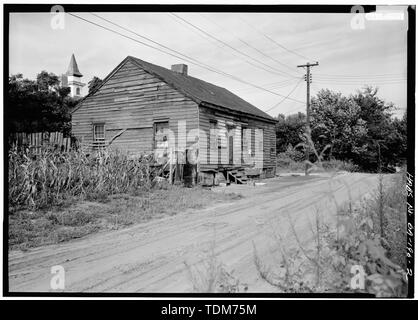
9;8;408;118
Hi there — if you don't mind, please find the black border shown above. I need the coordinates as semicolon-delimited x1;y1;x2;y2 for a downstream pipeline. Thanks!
2;3;414;299
406;5;415;300
3;4;378;13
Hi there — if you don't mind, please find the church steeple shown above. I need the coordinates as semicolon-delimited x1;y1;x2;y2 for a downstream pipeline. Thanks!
65;54;85;98
67;54;83;77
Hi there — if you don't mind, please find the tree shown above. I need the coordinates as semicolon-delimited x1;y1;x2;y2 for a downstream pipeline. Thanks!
88;76;103;94
7;72;76;135
310;89;368;162
275;112;306;153
277;86;407;172
350;87;405;170
36;71;60;91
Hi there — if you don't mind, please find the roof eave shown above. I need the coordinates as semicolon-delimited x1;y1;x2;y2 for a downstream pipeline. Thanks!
200;101;277;124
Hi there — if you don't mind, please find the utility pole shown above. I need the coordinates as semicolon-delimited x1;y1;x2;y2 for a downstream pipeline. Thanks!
297;61;319;176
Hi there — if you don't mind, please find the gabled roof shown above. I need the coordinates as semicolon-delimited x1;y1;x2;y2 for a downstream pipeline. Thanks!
128;56;275;122
67;54;83;77
73;56;275;122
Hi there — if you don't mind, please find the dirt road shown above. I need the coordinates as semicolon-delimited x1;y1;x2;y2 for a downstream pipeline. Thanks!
8;172;380;293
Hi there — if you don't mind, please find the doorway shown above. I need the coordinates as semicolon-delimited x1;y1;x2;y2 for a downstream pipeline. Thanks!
228;135;234;165
227;125;235;165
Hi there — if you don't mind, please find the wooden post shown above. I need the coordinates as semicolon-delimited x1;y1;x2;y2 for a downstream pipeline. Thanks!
58;132;63;149
297;62;319;176
169;147;173;184
37;132;41;153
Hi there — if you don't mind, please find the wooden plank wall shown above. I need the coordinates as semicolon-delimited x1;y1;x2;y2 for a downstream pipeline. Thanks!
9;132;71;152
72;59;199;156
247;117;276;169
198;106;276;171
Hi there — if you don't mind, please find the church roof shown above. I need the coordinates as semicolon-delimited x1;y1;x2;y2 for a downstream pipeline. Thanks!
67;54;83;77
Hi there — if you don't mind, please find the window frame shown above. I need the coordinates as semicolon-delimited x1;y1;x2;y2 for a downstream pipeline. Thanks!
209;119;219;151
93;122;106;147
153;120;170;149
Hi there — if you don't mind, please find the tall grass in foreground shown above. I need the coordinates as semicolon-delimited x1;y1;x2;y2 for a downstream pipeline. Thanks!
253;171;408;297
9;147;155;210
369;172;407;270
185;241;248;293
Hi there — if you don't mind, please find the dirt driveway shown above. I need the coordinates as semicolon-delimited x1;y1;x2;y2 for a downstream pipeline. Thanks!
8;172;380;293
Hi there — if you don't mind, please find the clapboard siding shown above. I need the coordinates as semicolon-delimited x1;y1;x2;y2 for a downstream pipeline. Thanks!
72;60;198;155
247;118;276;169
108;128;153;154
72;58;276;171
198;106;276;170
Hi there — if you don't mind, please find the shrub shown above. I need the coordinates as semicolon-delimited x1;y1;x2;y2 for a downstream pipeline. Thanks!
276;146;306;172
321;159;359;172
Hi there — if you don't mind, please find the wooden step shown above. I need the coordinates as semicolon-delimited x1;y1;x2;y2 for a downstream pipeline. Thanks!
227;170;250;184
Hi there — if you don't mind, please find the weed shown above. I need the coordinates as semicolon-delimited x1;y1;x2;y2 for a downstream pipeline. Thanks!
185;241;247;293
254;172;407;296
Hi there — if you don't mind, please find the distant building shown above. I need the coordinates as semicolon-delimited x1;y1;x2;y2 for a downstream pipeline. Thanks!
60;54;85;98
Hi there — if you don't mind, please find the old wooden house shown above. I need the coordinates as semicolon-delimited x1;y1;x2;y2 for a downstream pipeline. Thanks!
72;56;277;184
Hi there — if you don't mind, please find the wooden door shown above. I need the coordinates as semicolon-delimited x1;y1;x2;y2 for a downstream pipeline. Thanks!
228;134;234;165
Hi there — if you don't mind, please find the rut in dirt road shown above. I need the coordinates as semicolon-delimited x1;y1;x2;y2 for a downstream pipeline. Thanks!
8;173;380;293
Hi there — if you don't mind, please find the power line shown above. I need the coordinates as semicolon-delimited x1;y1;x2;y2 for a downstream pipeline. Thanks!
315;73;406;79
170;13;300;79
199;13;300;77
237;16;316;63
166;13;292;80
235;77;301;94
316;76;406;81
90;12;249;81
91;13;214;68
315;79;406;85
283;104;306;115
67;13;305;104
264;77;305;113
311;83;322;93
315;76;406;81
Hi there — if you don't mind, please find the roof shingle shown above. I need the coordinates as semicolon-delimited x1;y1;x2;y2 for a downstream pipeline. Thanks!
129;56;275;122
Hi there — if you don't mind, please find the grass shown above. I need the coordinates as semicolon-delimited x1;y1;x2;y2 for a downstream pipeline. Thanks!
367;172;406;269
276;158;359;174
185;241;248;293
9;184;243;250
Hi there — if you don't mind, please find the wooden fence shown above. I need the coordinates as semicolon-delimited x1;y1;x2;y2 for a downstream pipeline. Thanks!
9;132;72;152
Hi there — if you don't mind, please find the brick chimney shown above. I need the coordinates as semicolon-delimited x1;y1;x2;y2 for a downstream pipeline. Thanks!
171;64;188;75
